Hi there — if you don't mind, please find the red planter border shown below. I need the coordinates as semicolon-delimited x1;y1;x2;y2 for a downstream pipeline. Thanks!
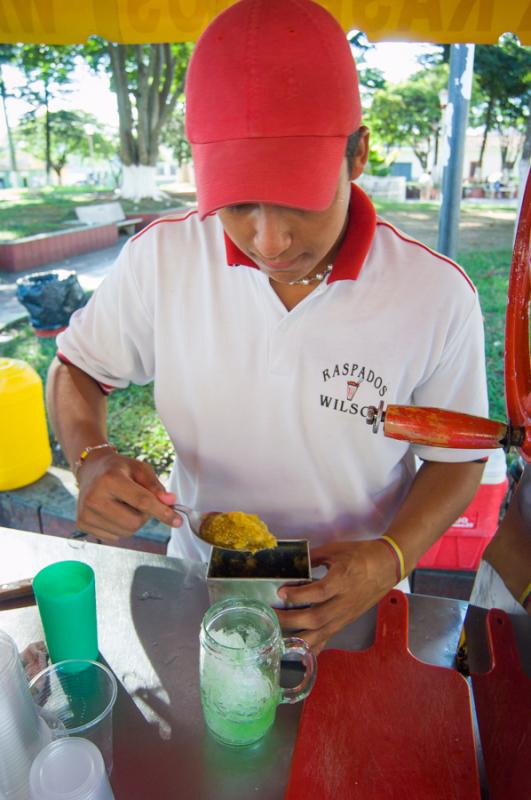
0;223;119;273
0;207;194;273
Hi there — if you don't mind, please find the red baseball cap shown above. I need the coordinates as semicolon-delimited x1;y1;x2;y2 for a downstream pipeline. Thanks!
186;0;361;219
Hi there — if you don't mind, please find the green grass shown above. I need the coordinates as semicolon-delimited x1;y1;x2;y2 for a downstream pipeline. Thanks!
0;186;193;241
459;249;512;424
373;199;513;214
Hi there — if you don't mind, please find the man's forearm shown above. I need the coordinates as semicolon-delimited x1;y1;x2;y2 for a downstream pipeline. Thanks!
46;357;109;470
387;459;486;574
483;466;531;603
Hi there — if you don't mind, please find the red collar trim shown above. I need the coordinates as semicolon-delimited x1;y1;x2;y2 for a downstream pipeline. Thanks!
222;183;376;282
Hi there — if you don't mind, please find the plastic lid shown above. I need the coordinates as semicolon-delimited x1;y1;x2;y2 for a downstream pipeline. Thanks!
29;738;113;800
0;358;39;395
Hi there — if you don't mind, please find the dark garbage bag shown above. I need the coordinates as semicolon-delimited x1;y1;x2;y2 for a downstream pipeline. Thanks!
16;270;87;335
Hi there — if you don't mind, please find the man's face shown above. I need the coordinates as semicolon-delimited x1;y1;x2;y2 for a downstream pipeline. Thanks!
218;160;352;285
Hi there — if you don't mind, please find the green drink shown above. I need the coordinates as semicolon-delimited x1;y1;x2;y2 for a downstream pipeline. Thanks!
199;599;316;748
201;682;279;747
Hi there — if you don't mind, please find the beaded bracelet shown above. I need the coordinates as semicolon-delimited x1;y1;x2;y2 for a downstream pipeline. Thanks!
518;581;531;610
73;442;116;481
378;535;406;583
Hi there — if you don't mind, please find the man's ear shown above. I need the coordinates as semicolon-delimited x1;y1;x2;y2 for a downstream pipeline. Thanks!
350;127;370;181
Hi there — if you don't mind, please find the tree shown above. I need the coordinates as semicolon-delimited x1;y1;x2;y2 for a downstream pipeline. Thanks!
469;35;531;176
347;30;386;102
17;45;78;183
160;101;190;167
367;67;448;172
81;39;193;200
17;109;115;184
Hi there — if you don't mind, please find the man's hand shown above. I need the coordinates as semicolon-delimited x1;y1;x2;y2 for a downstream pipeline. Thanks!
275;540;398;654
76;450;182;543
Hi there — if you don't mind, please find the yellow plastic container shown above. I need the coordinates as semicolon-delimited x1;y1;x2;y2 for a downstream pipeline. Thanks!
0;358;52;490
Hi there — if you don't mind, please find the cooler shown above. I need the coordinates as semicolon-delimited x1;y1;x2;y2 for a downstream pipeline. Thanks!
417;449;509;571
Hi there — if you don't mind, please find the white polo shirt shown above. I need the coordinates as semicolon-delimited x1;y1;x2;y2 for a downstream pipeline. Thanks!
57;185;490;560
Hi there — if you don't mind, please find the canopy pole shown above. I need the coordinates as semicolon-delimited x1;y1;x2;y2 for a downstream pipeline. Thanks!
437;44;475;260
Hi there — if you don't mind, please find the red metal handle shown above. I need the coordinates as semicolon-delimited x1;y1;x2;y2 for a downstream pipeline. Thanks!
505;166;531;461
383;406;508;449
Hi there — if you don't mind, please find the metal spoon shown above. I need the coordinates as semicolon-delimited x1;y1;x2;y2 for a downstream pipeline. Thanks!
172;503;224;546
172;504;277;553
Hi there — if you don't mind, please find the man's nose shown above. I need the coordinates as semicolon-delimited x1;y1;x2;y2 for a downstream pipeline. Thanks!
253;206;292;260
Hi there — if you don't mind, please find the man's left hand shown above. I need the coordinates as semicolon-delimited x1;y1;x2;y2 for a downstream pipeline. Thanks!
275;540;398;654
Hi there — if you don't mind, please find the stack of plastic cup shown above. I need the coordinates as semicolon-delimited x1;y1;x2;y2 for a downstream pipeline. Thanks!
29;738;115;800
29;660;117;775
0;630;51;800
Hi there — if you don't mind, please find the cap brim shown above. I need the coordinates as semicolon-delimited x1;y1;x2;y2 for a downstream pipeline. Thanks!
192;136;348;219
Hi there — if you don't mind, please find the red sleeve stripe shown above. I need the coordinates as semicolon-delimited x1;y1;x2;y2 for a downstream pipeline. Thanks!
131;209;199;243
376;220;476;293
56;351;115;396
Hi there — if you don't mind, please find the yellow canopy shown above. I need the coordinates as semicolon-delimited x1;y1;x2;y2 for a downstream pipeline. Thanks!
1;0;529;45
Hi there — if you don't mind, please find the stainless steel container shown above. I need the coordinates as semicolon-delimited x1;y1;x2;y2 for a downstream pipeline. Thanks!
206;540;311;608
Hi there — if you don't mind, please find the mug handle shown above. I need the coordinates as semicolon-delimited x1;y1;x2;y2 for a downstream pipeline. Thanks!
279;637;317;705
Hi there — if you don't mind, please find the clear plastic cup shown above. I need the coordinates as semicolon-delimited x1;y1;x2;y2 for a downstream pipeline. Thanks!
0;630;51;800
29;738;115;800
29;660;117;775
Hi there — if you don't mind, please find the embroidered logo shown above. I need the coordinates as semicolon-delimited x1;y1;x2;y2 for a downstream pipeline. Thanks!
320;362;388;420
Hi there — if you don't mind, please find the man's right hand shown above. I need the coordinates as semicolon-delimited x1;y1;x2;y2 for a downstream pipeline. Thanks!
75;450;182;543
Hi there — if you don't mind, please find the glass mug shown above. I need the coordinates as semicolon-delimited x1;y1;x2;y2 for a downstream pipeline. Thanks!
199;598;316;747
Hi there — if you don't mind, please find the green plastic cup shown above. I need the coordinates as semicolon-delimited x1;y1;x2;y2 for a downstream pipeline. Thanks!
32;561;98;663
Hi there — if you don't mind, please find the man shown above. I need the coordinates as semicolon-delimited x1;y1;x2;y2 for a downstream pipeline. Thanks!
47;0;490;653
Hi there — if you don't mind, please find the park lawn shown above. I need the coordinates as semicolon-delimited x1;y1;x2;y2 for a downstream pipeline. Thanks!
0;247;512;473
0;185;514;242
0;185;193;241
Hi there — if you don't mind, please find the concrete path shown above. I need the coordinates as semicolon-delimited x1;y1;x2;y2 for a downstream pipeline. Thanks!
0;238;127;329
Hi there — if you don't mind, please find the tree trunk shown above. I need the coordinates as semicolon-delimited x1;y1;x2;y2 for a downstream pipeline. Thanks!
108;42;186;200
500;140;508;173
108;43;137;167
433;125;440;171
0;68;18;187
477;97;495;175
413;146;429;172
44;84;52;184
120;163;163;200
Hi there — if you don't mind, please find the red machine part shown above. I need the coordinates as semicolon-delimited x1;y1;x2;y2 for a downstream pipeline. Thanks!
504;167;531;461
381;406;509;449
470;610;531;800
